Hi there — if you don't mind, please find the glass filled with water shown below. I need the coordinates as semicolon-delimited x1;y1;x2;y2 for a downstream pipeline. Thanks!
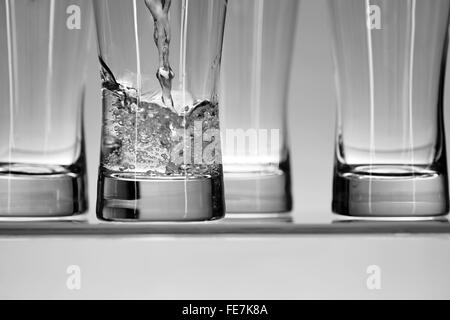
329;0;450;218
94;0;227;221
0;0;91;218
220;0;298;217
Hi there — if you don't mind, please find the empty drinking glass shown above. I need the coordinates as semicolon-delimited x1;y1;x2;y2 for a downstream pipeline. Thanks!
220;0;298;217
329;0;450;217
0;0;91;218
94;0;227;221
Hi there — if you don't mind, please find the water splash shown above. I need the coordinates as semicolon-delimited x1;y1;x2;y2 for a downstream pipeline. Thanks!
101;85;221;176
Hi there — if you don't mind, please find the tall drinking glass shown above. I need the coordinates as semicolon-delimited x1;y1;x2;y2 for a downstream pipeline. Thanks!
0;0;91;218
329;0;450;217
220;0;297;216
94;0;227;221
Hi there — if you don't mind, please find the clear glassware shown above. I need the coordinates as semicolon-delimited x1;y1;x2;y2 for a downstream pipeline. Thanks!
329;0;450;218
220;0;298;216
94;0;227;221
0;0;91;218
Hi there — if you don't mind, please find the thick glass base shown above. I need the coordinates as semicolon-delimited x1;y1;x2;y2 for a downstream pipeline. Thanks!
0;165;87;218
224;170;292;214
97;172;225;222
333;166;449;217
